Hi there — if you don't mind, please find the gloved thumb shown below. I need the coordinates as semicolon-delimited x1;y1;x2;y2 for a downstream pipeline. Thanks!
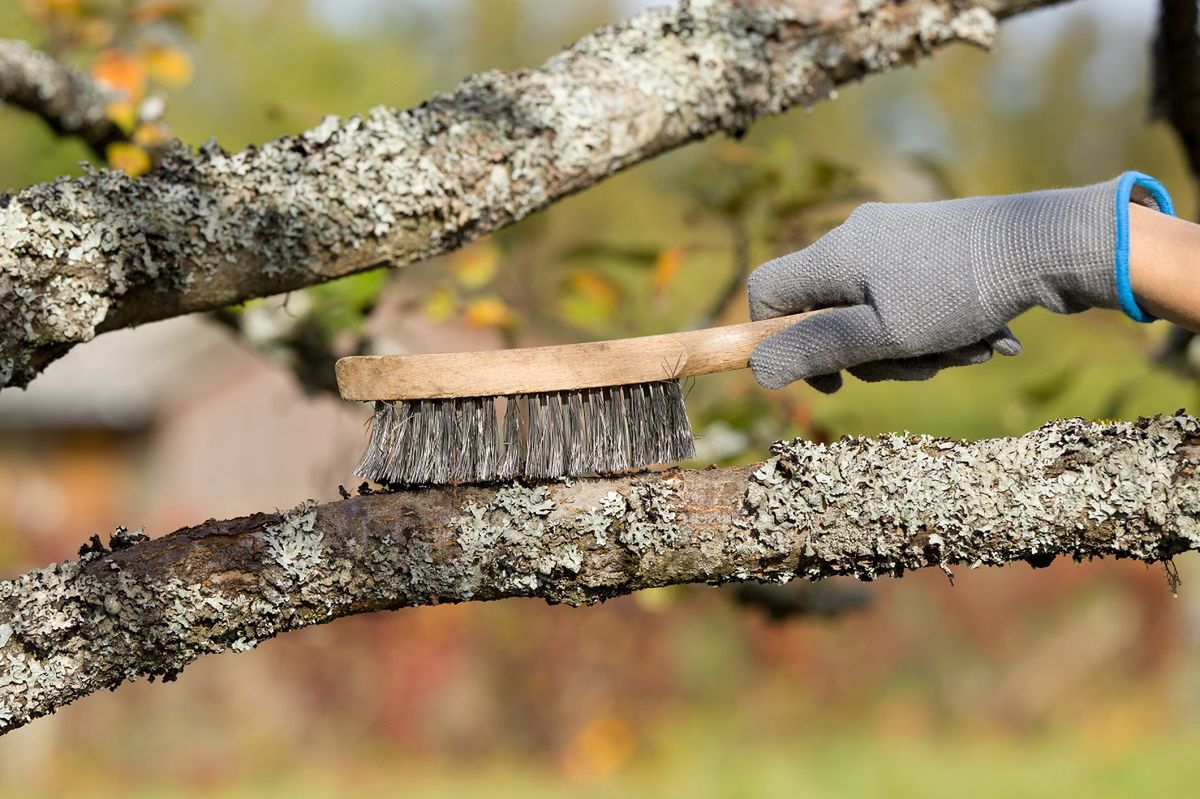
749;305;888;390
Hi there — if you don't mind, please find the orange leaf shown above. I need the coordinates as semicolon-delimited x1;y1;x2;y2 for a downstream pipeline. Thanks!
650;247;684;295
144;44;193;88
106;143;151;177
464;296;514;329
39;0;81;19
22;0;81;22
91;49;146;101
133;121;170;147
131;0;193;24
560;716;635;784
566;270;618;312
79;19;115;47
556;270;620;328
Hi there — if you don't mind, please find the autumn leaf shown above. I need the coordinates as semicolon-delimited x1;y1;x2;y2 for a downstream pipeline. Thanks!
464;296;515;329
106;142;151;177
423;286;458;323
560;716;635;784
717;141;759;164
104;100;139;134
451;243;499;289
650;246;684;296
131;0;194;24
79;19;115;47
144;44;193;87
569;270;618;312
92;49;146;102
23;0;80;22
556;269;620;329
133;121;171;147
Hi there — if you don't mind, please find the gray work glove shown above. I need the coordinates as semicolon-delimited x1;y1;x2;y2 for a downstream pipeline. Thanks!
747;172;1174;392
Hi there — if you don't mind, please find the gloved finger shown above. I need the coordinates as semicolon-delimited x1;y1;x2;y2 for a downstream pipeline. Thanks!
803;373;844;394
986;326;1023;357
847;340;993;383
749;305;889;389
746;242;865;321
847;357;940;383
934;339;994;367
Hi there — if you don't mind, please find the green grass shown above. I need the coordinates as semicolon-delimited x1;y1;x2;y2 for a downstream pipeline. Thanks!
16;716;1200;799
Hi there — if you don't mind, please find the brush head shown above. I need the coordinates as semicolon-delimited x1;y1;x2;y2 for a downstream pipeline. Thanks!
354;379;696;486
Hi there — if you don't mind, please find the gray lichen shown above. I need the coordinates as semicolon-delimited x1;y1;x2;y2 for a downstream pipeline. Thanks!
735;414;1200;581
259;500;323;579
3;414;1194;739
0;0;1038;389
615;479;683;553
0;500;348;732
448;479;681;601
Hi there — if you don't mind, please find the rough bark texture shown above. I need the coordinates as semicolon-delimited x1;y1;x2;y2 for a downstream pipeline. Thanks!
0;38;127;157
0;0;1066;390
2;414;1198;735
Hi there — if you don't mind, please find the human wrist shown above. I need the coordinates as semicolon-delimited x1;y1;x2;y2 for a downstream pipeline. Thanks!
1113;171;1176;322
1129;202;1200;330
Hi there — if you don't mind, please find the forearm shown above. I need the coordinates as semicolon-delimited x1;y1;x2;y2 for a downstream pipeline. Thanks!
1130;202;1200;330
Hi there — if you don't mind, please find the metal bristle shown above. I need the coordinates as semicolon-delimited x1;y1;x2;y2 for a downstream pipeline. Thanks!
354;380;696;486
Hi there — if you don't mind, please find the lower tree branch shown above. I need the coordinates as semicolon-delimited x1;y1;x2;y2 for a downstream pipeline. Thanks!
2;413;1197;735
0;0;1067;390
0;38;128;158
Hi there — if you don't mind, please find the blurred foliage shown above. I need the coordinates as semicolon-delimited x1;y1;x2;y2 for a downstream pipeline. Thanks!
4;0;1200;796
18;0;199;172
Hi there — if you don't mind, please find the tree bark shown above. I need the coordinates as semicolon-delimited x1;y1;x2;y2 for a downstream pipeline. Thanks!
2;413;1197;735
0;0;1067;390
0;38;128;158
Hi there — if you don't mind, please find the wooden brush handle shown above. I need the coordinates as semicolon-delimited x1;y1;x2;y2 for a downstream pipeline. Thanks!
335;311;817;400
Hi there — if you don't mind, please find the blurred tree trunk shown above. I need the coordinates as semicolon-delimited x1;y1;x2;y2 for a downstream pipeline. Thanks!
1151;0;1200;373
1154;0;1200;194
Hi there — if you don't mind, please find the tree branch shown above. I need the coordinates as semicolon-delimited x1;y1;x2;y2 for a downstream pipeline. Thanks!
0;0;1067;390
2;413;1197;735
0;38;128;158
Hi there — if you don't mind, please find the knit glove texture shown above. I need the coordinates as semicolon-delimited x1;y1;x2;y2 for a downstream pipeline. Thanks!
747;173;1172;392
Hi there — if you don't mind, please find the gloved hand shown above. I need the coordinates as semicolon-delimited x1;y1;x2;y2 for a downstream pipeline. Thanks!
747;172;1174;392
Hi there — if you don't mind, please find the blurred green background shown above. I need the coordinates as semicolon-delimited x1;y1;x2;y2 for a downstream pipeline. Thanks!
3;0;1200;796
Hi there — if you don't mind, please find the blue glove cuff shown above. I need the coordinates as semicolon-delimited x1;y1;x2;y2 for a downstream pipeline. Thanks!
1115;171;1176;323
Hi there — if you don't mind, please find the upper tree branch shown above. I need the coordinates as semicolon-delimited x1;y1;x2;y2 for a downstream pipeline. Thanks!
2;414;1198;735
0;38;128;158
0;0;1066;390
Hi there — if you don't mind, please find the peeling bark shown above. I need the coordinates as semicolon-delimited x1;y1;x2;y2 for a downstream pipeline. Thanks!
0;0;1067;389
2;414;1197;735
0;38;128;157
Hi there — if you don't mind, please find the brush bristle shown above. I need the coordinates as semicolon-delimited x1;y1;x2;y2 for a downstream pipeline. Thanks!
354;380;696;486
